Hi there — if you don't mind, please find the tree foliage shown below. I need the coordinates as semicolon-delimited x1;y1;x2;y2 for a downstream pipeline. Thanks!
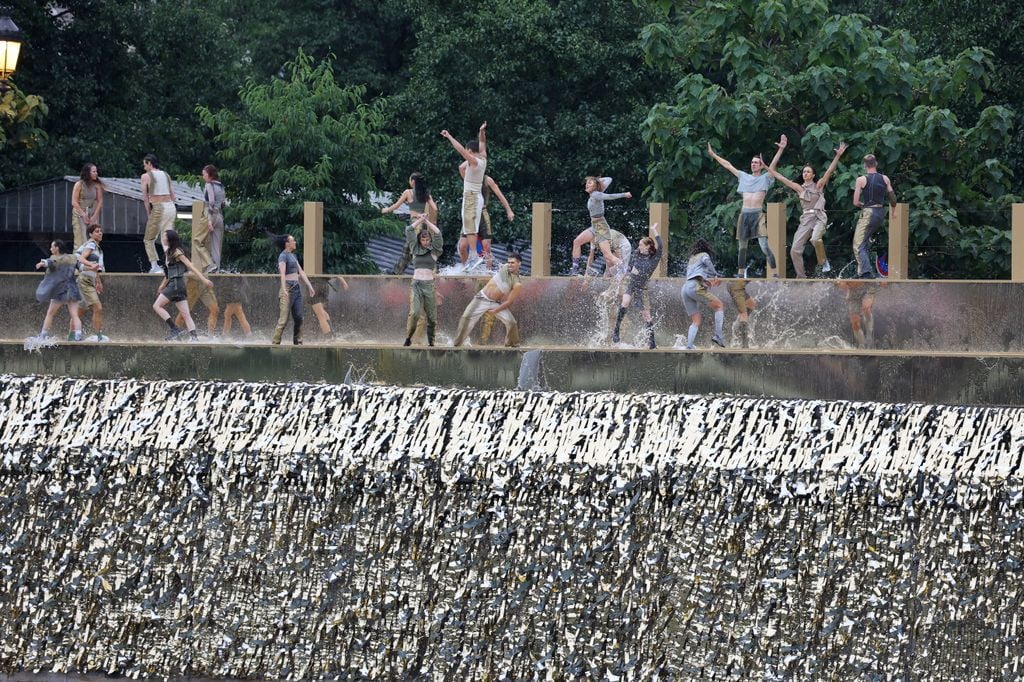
385;0;668;252
641;0;1017;278
197;51;390;273
0;85;47;188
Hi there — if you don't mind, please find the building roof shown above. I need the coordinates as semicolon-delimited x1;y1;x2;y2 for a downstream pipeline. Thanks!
62;176;205;208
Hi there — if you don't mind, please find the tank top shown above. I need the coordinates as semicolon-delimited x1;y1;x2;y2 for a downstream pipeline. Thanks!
861;173;887;207
79;182;99;214
408;191;428;214
463;157;487;192
148;169;172;196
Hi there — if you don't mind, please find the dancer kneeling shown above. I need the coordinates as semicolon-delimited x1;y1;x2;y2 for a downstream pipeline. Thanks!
612;223;662;348
453;253;523;347
681;239;725;350
153;229;212;341
403;215;443;347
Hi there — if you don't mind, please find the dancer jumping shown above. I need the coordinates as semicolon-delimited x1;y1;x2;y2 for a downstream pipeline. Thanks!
441;122;487;271
570;177;632;275
681;238;725;350
707;136;786;277
612;223;663;348
760;141;848;278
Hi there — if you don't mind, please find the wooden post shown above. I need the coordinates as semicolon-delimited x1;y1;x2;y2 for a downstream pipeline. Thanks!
303;201;324;276
531;202;551;277
766;202;786;279
649;203;670;278
888;203;909;280
1013;204;1024;282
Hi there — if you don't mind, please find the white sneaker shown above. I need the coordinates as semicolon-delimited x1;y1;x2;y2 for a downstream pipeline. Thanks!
465;256;484;272
821;260;832;273
147;264;163;274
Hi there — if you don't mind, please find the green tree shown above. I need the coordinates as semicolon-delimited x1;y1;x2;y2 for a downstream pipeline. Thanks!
385;0;668;269
0;85;47;189
641;0;1016;278
197;50;391;273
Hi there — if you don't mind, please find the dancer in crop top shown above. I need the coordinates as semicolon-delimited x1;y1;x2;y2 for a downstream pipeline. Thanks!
612;223;662;348
570;176;632;275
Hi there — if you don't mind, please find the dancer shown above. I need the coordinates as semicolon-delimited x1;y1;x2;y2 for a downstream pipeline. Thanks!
311;276;349;335
612;223;663;348
271;233;316;345
220;276;253;339
441;122;487;270
141;153;177;274
153;229;212;341
837;280;878;348
403;215;444;347
681;238;725;350
457;168;515;268
727;279;756;348
75;223;107;341
760;141;848;278
570;177;632;275
193;164;226;273
852;154;896;279
70;163;104;250
707;136;786;277
382;172;438;274
453;253;523;347
176;276;220;335
34;240;85;341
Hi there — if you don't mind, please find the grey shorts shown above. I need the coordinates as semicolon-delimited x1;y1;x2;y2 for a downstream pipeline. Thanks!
681;278;715;316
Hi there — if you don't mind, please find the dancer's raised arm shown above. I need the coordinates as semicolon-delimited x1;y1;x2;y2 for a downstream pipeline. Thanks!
759;155;803;194
477;121;487;158
767;134;788;171
816;142;848;190
707;143;739;177
441;129;480;167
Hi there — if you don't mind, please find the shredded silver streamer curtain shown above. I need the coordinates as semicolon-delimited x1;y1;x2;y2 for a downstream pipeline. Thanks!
1;374;1023;679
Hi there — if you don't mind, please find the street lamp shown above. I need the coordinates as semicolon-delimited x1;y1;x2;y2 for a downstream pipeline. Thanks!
0;11;22;87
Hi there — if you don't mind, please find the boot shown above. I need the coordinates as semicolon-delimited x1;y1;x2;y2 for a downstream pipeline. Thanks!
646;322;656;350
612;307;627;343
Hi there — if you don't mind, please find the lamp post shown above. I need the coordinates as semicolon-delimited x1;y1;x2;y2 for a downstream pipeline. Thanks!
0;10;22;92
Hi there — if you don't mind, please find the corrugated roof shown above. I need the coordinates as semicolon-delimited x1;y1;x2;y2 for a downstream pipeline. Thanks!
366;235;533;276
62;176;203;210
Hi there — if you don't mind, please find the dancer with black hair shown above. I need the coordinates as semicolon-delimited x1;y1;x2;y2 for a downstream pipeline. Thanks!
153;229;212;341
612;223;662;348
760;141;848;278
71;163;104;250
681;238;725;350
271;233;315;345
34;239;86;341
382;172;439;274
707;136;786;277
570;176;632;275
453;253;523;347
75;223;107;341
441;122;487;271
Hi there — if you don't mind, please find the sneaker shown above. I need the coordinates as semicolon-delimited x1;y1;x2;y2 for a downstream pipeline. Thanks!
858;272;877;280
611;331;620;343
67;331;77;341
711;334;725;348
165;326;184;341
737;267;747;279
465;256;484;272
95;333;109;342
685;344;695;350
821;260;832;273
147;264;164;275
189;331;199;342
